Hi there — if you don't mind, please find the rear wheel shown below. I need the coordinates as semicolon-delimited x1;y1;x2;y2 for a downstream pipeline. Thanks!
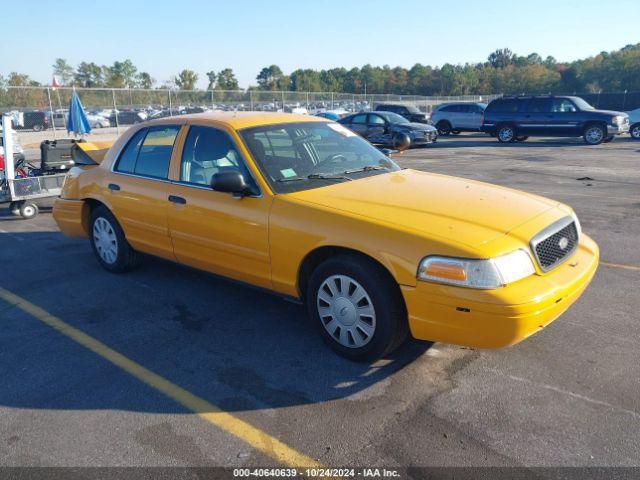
90;206;140;273
306;255;408;362
497;124;516;143
436;120;452;136
583;124;606;145
630;123;640;140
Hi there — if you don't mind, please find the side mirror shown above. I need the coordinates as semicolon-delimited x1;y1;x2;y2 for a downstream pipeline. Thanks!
211;169;249;197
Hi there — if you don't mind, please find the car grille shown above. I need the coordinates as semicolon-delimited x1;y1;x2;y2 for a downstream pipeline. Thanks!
530;219;579;271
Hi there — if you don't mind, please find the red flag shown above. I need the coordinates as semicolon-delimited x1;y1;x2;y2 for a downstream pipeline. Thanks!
52;76;60;90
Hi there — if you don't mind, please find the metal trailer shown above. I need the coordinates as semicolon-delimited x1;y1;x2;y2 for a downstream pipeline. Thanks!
0;174;67;219
1;115;67;219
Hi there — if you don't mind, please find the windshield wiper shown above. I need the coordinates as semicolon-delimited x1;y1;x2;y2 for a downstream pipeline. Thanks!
277;173;353;183
343;165;387;174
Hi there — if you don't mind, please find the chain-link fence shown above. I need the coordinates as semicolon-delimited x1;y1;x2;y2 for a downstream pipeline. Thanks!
0;86;499;140
3;85;638;148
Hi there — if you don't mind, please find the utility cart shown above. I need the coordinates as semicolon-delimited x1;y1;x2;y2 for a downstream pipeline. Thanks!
0;174;67;219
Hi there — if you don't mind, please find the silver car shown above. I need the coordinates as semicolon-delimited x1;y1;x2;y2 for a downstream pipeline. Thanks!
431;102;487;135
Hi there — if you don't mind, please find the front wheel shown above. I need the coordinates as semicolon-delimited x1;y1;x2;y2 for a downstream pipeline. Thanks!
630;123;640;140
306;255;408;362
90;206;140;273
497;125;516;143
19;202;39;219
583;124;606;145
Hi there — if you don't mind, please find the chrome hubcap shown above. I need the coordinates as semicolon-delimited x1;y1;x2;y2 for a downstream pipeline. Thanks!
317;274;376;348
22;206;35;216
93;217;118;264
499;128;513;141
632;126;640;138
586;127;603;143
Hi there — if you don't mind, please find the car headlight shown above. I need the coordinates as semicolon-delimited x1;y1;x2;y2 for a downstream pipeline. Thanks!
612;115;626;125
417;249;536;289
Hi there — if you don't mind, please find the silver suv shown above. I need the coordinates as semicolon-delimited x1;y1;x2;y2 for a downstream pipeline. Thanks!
431;102;487;135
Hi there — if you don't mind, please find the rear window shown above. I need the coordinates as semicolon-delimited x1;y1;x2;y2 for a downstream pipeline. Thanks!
486;99;521;113
114;125;179;179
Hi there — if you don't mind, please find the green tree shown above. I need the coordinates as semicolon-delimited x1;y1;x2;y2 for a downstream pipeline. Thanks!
175;69;199;90
137;72;155;89
75;62;104;87
104;60;138;88
256;65;285;90
488;48;515;69
215;68;239;90
52;58;74;85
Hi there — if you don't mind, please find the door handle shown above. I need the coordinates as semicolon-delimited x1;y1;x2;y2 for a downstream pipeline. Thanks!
108;183;120;191
168;195;186;205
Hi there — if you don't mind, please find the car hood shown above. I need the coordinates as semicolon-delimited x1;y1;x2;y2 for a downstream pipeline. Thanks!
592;109;628;117
285;169;561;249
394;122;437;132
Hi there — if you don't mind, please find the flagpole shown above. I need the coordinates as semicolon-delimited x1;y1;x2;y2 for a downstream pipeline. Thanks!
46;87;57;140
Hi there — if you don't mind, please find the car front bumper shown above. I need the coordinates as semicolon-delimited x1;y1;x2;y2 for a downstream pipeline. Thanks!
608;123;629;135
402;234;599;349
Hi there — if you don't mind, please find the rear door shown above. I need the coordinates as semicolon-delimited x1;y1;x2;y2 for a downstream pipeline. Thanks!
107;125;180;260
348;114;369;137
519;98;551;135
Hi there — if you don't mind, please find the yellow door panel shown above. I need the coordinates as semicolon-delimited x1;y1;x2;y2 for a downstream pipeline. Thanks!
167;185;272;288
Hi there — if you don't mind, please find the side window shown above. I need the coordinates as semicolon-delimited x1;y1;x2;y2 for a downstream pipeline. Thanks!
552;99;577;113
114;128;147;173
181;125;257;191
368;114;385;125
352;114;367;124
458;105;470;113
529;98;552;113
134;126;179;178
491;99;520;113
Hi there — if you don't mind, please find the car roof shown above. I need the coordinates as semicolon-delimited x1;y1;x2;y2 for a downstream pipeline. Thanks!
143;111;328;130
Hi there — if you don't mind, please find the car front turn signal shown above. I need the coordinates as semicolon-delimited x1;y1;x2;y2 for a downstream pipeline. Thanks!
418;249;536;289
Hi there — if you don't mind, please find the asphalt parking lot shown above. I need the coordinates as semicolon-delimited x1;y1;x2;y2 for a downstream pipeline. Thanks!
1;134;639;472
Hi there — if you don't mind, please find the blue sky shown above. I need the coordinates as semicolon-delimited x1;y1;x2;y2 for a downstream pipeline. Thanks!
3;0;638;89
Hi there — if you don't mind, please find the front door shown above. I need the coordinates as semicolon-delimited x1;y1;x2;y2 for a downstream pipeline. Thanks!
548;98;581;136
167;125;272;289
107;125;180;260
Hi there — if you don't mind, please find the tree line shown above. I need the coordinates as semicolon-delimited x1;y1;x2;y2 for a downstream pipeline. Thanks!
1;44;639;95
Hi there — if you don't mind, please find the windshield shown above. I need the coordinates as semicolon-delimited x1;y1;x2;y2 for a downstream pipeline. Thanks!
376;112;410;124
571;97;595;111
240;122;399;193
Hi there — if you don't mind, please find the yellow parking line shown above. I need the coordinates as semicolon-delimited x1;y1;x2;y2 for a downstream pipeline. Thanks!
0;287;321;468
601;262;640;271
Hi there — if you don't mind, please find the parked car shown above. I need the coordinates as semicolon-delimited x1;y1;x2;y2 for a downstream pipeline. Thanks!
431;102;487;135
315;110;347;121
52;112;598;361
482;95;630;145
109;111;146;125
627;107;640;139
86;115;111;129
339;111;437;147
48;111;68;129
17;111;49;131
375;104;429;123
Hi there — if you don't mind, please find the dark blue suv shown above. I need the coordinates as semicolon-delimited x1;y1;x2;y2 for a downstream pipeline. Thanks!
482;95;629;145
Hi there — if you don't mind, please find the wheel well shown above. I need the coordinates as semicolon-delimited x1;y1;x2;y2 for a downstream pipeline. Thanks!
297;246;402;302
81;198;107;234
583;121;607;132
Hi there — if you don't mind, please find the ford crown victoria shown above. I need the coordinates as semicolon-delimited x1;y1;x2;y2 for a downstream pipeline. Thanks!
53;112;599;361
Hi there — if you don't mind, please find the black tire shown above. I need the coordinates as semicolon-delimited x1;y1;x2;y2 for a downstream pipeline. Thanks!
306;254;408;362
19;203;38;219
516;135;529;142
32;124;43;132
436;120;452;136
497;124;516;143
89;205;140;273
9;201;21;216
583;123;606;145
630;123;640;140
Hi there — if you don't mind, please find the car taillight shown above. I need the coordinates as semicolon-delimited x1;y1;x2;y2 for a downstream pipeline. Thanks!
0;154;5;171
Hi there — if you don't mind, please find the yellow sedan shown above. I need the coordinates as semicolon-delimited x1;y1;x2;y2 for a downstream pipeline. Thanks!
53;112;598;361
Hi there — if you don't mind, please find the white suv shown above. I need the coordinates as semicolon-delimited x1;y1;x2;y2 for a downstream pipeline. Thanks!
431;102;487;135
